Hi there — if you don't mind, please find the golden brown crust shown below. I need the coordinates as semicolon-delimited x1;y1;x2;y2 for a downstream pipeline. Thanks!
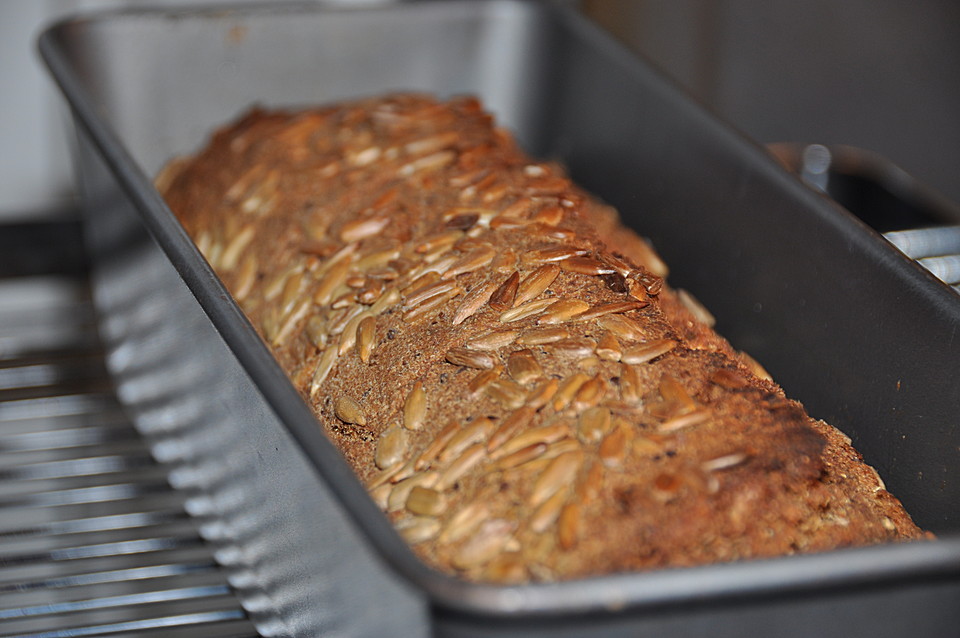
161;93;927;583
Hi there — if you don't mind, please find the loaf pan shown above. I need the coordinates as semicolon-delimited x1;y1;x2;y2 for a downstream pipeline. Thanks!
40;2;960;636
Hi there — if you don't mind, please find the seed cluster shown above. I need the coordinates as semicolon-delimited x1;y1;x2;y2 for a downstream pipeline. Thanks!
163;94;923;585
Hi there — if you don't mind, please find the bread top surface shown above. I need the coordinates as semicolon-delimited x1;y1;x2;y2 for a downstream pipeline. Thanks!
161;93;926;583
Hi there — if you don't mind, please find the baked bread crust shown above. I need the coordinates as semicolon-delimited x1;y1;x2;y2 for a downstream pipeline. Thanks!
160;93;927;583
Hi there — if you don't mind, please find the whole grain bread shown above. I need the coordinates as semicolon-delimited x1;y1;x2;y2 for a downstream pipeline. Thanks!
159;93;927;583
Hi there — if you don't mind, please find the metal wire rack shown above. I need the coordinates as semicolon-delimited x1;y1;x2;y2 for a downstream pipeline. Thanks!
0;220;259;638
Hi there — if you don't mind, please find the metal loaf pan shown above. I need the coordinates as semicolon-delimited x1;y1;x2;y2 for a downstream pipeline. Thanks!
40;2;960;636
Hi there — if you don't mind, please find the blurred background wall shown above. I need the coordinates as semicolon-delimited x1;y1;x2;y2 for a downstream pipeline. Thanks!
3;0;959;218
583;0;960;206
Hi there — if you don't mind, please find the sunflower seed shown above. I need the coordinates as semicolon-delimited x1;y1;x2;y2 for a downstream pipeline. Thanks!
573;376;607;411
355;247;402;271
452;519;515;569
485;379;527;409
370;483;392;510
552;373;591;412
335;395;366;425
340;216;390;243
404;279;457;309
239;170;280;215
483;553;527;584
520;245;588;266
598;314;647;342
490;248;518;273
415;229;465;255
529;488;567;533
559;256;616;276
403;271;442;297
599;426;628;468
403;286;462;322
411;253;461;282
233;253;259;301
465;330;519;351
539;440;581;464
452;279;500;325
439;503;489;544
403;382;427;431
638;271;665;295
310;347;338;398
557;503;581;549
399;150;455;176
367;461;404;490
577;355;602;371
279;272;307;317
486;406;537;453
445;213;480;231
415;419;460;470
574;301;647;322
358;278;385;305
677;288;716;327
549;337;597;358
516;326;571;345
500;298;557;323
346;274;367;289
577;461;604;502
314;258;352;306
494;442;548;471
514;264;561;307
708;368;750;389
530;451;583;508
467;366;503;396
701;452;749;472
435;443;486;490
659;375;696;412
404;131;459;156
659;409;711;433
264;264;303;301
388;471;439;512
446;347;496;370
494;422;573;460
439;417;496;463
596;332;622;362
330;290;357;309
618;363;642;404
532;205;564;226
338;310;372;355
536;299;590;324
442;245;496;279
739;350;772;381
622;339;678;364
489;271;520;311
272;298;312;347
449;168;490;188
357;316;377;363
370;286;402;315
499;198;537;219
507;349;543;385
526;378;559;411
220;225;256;271
489;215;530;230
578;406;612;443
405;486;447;517
376;425;410;470
396;516;442;544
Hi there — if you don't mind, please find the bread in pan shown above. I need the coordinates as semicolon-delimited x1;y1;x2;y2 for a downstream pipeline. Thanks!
159;93;928;583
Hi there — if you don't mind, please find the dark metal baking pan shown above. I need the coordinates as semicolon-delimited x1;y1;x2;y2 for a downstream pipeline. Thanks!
39;2;960;636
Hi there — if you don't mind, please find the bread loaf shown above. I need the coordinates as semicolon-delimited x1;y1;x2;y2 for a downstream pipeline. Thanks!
160;93;927;583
